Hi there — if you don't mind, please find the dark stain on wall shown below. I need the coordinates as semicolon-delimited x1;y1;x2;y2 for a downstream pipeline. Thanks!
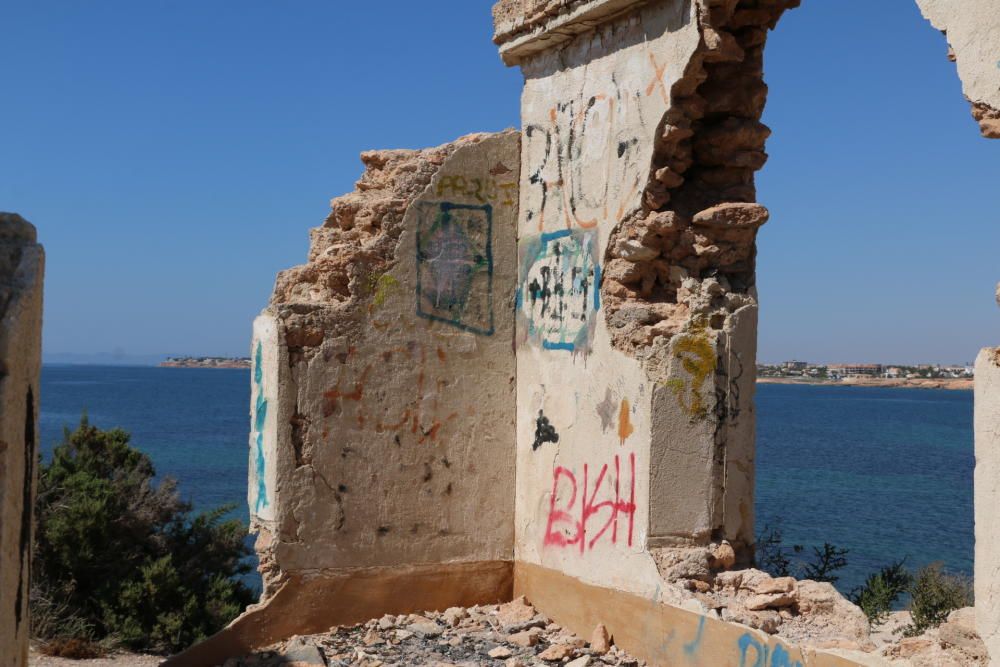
15;386;35;632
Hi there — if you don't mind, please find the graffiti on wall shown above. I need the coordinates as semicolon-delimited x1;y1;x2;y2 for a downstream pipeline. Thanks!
618;398;634;446
517;229;600;352
320;342;463;448
522;50;668;231
435;172;517;210
251;341;270;515
715;347;744;422
415;202;494;336
736;633;803;667
666;324;717;419
532;410;560;451
543;452;637;553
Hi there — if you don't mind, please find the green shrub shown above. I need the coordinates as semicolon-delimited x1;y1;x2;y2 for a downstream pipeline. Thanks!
754;524;848;584
800;543;849;584
850;560;912;624
32;416;256;654
755;524;793;577
904;563;973;636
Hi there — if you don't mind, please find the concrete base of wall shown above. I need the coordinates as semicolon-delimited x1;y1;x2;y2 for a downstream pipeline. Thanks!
167;557;884;666
163;560;513;667
513;562;874;667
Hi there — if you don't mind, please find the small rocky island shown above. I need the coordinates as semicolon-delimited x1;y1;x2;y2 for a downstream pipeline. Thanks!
159;356;250;369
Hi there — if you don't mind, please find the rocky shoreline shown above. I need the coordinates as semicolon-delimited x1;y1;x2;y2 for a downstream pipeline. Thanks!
159;357;250;369
757;377;973;391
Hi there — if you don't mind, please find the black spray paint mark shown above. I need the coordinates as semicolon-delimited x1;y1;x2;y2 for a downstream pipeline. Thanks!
15;386;35;632
532;410;560;451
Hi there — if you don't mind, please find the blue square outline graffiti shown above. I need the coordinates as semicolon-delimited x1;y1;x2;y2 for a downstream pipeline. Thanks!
516;228;601;353
415;201;495;336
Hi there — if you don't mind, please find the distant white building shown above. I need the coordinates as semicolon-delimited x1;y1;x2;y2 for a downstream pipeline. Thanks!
829;364;883;378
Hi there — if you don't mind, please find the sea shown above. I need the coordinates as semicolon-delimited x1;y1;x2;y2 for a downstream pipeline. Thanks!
38;365;974;597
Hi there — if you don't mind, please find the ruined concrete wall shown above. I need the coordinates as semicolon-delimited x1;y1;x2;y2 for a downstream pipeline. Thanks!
976;344;1000;664
511;0;699;600
0;214;44;667
915;0;1000;138
507;0;796;605
250;132;520;598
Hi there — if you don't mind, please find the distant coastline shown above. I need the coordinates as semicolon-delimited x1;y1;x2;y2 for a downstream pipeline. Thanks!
159;356;250;369
757;376;973;391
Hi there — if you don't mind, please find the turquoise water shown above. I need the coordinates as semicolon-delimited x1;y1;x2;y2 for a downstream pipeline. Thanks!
38;365;974;596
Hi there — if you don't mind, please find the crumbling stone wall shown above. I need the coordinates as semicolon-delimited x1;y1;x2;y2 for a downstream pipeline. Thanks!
249;132;520;600
507;0;797;611
0;213;44;667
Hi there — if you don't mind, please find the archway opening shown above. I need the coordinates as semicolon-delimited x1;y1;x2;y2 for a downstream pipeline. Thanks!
754;0;1000;597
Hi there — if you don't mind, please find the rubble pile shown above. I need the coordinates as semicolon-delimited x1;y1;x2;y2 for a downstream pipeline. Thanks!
221;597;643;667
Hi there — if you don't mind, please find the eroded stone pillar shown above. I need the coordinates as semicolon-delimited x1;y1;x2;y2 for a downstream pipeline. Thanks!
0;213;44;667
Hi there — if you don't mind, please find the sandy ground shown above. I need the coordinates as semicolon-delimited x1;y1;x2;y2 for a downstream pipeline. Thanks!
29;649;162;667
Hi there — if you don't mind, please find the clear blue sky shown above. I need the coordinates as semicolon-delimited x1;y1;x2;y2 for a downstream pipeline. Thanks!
2;1;997;365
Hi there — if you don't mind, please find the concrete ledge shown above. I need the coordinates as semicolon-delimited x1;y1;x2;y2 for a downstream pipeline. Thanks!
514;562;872;667
493;0;653;65
163;560;513;667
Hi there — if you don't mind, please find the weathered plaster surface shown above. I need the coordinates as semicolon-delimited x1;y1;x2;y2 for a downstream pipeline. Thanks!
513;0;792;601
0;213;44;667
976;347;1000;664
249;315;280;523
513;0;701;600
916;0;1000;138
251;132;520;595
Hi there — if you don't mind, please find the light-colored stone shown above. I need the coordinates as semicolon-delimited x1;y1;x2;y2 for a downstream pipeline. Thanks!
281;639;326;666
538;643;575;661
709;541;736;569
497;596;536;628
589;623;611;654
753;576;796;595
744;592;796;611
508;627;542;647
408;621;444;638
488;646;512;658
442;606;469;627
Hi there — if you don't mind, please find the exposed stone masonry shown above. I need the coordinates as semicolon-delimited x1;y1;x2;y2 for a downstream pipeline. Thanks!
603;0;797;358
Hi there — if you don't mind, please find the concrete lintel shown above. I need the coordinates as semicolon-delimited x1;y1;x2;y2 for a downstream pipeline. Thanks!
494;0;654;66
